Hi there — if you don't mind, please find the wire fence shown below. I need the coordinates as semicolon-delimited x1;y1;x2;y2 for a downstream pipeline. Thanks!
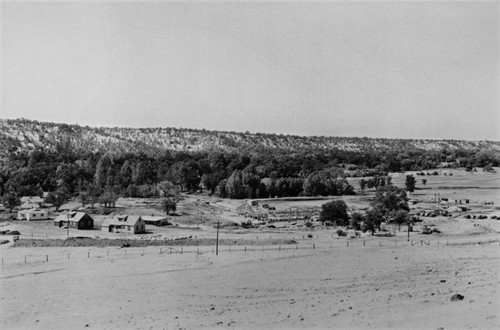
2;236;499;267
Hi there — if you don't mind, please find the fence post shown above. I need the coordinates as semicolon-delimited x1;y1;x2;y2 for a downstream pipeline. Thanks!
25;256;27;263
379;241;381;247
68;253;70;260
296;244;298;250
438;240;439;246
125;249;127;255
313;244;315;250
347;241;349;247
330;242;332;248
181;247;183;254
279;245;281;251
46;255;48;262
88;251;90;258
244;246;246;252
363;241;366;246
2;258;3;265
107;250;109;256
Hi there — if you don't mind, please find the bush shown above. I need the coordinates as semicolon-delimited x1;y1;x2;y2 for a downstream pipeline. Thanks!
307;233;313;238
336;229;347;237
374;232;393;237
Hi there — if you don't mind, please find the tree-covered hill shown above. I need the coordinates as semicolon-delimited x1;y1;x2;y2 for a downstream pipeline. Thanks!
1;118;498;156
1;118;499;202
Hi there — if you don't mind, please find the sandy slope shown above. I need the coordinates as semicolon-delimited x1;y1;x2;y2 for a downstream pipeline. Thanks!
1;243;499;330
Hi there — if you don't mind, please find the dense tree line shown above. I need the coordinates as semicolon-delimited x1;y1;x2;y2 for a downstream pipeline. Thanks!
0;143;497;203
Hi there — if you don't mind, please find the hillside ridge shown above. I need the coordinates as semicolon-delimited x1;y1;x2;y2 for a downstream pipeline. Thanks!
1;118;498;155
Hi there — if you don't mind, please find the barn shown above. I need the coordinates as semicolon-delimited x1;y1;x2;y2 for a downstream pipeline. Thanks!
101;215;146;234
53;212;94;230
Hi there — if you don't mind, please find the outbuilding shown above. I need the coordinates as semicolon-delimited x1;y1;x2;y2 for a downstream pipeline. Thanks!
53;212;94;229
142;215;170;226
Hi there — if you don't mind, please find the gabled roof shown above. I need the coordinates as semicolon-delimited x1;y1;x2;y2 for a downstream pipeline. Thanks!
102;215;143;227
54;212;91;223
20;196;44;203
20;201;41;210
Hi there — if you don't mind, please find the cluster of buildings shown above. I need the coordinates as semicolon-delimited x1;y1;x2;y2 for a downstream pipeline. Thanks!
14;195;169;235
17;196;49;221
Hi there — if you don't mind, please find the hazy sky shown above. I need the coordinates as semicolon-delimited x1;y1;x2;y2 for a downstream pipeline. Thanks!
1;1;499;140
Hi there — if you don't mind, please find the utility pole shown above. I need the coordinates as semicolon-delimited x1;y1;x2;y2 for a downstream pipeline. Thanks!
407;220;410;242
216;220;220;256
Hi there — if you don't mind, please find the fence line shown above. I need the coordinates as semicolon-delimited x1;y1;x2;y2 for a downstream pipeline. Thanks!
2;237;499;267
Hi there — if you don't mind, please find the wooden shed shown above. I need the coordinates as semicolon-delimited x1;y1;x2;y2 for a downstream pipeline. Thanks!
53;212;94;229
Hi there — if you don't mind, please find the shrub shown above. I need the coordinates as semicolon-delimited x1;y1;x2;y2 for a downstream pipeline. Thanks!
336;229;347;237
374;232;393;237
307;233;313;238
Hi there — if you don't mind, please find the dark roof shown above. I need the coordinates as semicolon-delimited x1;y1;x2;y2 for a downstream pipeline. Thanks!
54;212;92;223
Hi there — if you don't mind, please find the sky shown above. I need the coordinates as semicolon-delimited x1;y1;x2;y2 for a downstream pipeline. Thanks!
1;1;499;140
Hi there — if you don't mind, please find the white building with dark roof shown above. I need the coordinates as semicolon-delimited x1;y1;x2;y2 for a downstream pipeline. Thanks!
101;215;146;234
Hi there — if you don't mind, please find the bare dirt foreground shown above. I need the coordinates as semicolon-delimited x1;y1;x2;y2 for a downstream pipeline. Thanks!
1;243;499;330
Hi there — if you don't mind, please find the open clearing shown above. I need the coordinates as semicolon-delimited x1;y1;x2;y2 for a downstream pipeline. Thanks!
1;169;499;329
1;244;499;329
